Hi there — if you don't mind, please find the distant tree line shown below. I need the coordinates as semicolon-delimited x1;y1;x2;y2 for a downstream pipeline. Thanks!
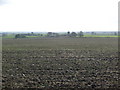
15;32;43;38
15;31;84;38
14;31;119;39
46;31;84;37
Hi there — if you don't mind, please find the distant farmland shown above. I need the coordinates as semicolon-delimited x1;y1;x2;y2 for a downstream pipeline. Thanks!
2;37;119;89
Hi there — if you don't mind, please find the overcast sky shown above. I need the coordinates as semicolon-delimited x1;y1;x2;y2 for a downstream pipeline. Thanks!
0;0;119;32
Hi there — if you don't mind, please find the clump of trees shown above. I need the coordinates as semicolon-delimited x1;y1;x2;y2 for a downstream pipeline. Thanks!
67;31;70;36
91;32;96;35
71;32;77;37
114;32;117;35
67;31;84;37
15;34;26;38
79;31;84;37
47;32;59;37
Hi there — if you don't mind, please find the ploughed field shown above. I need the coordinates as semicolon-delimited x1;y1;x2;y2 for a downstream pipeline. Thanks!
2;37;119;89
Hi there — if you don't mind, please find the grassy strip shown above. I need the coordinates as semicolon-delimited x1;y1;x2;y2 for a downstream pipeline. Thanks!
84;35;119;37
2;35;120;38
2;35;15;38
26;36;42;38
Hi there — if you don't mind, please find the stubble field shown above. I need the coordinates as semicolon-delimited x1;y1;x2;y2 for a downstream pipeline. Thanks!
2;37;119;89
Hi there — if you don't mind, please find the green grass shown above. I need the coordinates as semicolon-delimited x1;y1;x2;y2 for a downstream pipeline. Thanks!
3;35;43;38
2;35;15;38
26;36;42;38
84;35;119;37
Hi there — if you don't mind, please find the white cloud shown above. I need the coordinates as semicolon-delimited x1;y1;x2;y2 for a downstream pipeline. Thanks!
0;0;119;32
0;0;9;5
